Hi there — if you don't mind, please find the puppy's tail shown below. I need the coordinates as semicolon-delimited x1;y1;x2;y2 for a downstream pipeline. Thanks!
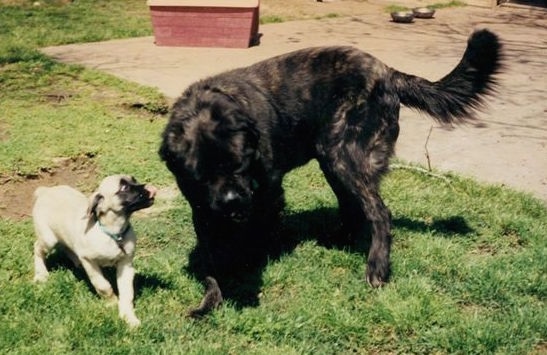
391;29;503;124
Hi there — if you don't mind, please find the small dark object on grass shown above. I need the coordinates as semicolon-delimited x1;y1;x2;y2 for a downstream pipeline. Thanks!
187;276;223;318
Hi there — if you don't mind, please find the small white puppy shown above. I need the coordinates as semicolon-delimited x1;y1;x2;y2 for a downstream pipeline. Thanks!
32;175;156;327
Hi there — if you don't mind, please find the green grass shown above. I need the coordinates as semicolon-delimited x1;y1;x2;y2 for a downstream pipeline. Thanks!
260;15;286;24
386;4;412;13
261;13;340;25
428;0;467;9
314;13;341;20
0;0;151;51
386;0;466;12
1;165;546;353
0;57;169;183
1;1;546;354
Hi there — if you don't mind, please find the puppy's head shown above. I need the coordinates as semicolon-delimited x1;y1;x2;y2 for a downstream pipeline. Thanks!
88;175;156;220
159;87;260;223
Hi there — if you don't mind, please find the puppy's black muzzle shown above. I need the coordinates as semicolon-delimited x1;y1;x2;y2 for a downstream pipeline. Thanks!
124;184;156;213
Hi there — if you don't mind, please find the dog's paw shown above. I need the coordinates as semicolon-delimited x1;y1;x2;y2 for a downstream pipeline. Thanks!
366;272;386;288
122;314;141;328
119;303;140;328
33;273;49;283
365;260;390;288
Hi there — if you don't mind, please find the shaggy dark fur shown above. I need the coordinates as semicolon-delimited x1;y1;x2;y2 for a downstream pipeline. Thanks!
159;30;503;314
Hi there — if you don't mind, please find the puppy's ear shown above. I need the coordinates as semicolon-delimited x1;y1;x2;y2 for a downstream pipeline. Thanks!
85;193;103;233
88;193;104;219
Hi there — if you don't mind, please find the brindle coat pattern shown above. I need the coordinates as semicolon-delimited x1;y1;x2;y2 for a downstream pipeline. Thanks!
160;30;503;313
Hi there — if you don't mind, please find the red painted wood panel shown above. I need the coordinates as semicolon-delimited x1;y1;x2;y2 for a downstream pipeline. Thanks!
149;5;259;48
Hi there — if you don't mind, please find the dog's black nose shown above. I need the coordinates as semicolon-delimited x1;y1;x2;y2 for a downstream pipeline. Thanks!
222;190;240;205
217;190;246;218
211;189;250;222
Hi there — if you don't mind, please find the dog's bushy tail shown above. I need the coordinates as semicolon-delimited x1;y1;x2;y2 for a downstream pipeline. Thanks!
391;29;503;124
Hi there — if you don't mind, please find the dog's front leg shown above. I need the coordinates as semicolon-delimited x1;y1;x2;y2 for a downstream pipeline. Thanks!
80;258;116;301
116;258;140;327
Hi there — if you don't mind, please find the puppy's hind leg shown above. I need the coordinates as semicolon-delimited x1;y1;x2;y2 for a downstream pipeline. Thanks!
33;239;51;283
33;223;58;283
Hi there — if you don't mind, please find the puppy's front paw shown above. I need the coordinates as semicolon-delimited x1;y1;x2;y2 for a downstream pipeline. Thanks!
122;314;141;328
33;273;49;283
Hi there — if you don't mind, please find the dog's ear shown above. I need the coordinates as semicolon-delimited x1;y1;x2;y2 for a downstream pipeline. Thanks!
87;192;104;219
85;192;104;232
212;100;259;145
233;111;260;151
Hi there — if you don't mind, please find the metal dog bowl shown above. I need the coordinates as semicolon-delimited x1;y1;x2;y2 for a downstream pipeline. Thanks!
412;7;435;19
391;11;414;23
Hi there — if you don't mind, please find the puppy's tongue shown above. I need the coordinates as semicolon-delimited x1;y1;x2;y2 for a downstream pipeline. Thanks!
145;185;158;198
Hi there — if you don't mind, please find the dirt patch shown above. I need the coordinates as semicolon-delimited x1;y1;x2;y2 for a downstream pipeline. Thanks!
0;156;98;221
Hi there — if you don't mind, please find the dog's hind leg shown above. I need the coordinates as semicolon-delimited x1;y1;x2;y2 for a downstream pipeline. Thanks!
33;223;59;283
357;184;393;288
320;159;393;287
360;83;400;287
319;80;400;287
33;239;51;283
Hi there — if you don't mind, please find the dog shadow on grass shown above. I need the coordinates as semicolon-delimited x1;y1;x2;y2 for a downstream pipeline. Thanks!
45;254;174;299
394;215;474;237
184;207;475;312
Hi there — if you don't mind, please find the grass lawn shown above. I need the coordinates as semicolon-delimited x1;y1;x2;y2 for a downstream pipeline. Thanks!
1;1;545;353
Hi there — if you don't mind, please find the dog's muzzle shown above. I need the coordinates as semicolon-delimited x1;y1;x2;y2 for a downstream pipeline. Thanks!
213;189;251;223
127;185;157;212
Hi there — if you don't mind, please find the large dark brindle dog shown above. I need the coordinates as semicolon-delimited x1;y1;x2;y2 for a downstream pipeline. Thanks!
159;30;503;315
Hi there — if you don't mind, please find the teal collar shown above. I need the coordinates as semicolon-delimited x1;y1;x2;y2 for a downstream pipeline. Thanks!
97;220;130;252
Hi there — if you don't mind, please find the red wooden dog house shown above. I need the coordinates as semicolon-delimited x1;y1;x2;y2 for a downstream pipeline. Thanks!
148;0;260;48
